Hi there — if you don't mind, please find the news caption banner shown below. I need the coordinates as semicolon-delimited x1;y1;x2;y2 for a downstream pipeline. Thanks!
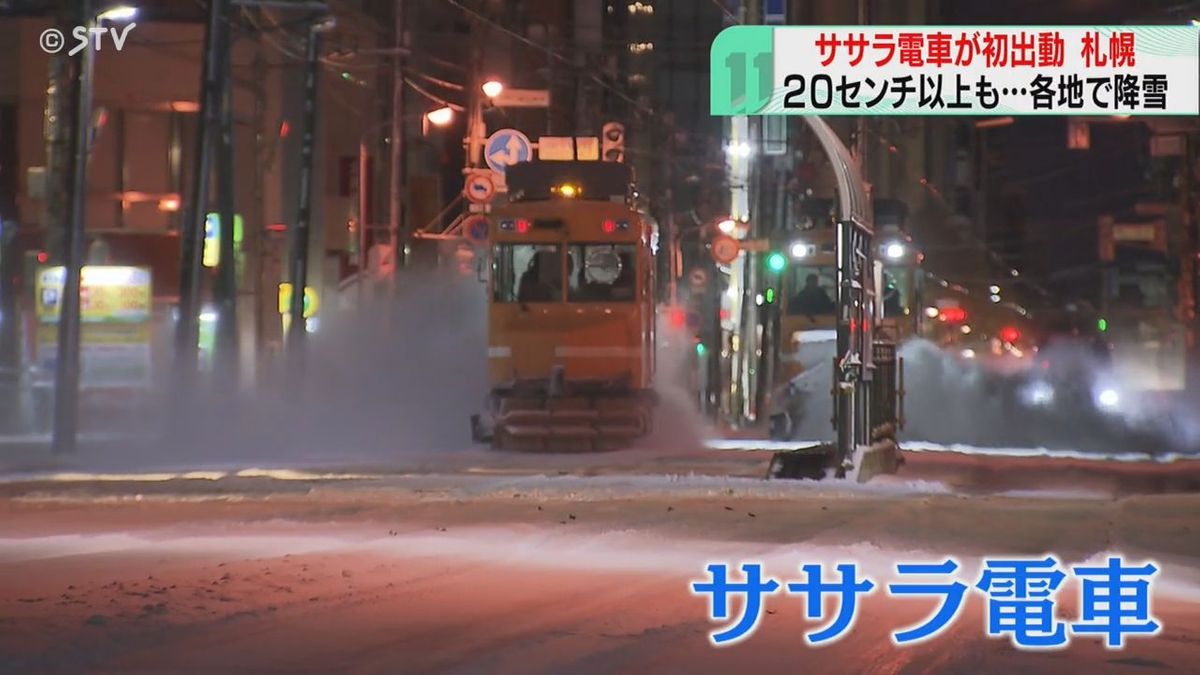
692;556;1162;649
711;26;1200;115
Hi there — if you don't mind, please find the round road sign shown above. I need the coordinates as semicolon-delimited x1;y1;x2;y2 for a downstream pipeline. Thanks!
710;235;740;265
484;129;533;174
463;215;490;244
464;173;496;203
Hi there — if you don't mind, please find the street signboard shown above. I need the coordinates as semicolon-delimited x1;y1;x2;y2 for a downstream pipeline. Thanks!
538;136;575;161
491;88;550;108
34;324;153;389
278;283;319;319
575;137;600;160
464;171;496;203
741;238;770;253
485;129;532;174
710;235;741;265
33;265;153;389
35;266;151;324
764;0;786;24
463;215;490;244
203;212;244;267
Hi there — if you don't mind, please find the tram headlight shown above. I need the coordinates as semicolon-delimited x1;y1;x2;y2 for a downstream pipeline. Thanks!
1021;380;1055;407
789;241;811;259
1096;387;1121;412
884;242;906;260
553;183;581;198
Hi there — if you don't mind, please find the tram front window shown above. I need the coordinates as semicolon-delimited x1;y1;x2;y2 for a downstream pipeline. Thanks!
493;244;563;303
568;244;636;302
882;269;912;318
1115;273;1169;309
787;266;837;316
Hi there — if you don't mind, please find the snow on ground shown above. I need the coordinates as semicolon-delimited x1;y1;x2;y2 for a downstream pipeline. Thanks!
706;438;1200;464
2;482;1200;673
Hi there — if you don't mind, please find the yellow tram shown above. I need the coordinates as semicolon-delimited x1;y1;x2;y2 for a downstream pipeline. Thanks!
471;160;657;452
772;223;922;386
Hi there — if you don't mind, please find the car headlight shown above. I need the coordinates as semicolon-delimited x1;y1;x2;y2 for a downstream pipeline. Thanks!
1021;381;1055;407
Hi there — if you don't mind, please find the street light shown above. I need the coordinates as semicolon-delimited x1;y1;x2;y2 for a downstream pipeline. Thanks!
481;79;504;99
97;4;137;21
425;106;454;127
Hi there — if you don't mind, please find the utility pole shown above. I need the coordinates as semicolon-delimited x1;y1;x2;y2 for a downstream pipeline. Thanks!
175;0;226;403
286;20;326;370
389;0;406;273
214;0;239;391
51;0;94;454
43;3;75;265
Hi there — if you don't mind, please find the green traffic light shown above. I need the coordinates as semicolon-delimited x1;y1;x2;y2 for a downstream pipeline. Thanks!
695;342;707;356
1097;318;1108;332
765;288;775;304
765;252;787;273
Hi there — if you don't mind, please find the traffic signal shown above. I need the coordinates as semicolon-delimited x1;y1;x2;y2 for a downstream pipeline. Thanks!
601;122;625;162
999;325;1021;344
765;251;787;273
1097;317;1108;332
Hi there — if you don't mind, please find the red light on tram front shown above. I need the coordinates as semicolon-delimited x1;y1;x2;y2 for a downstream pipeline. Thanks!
939;307;967;324
602;219;617;234
515;219;531;234
999;326;1021;344
36;251;49;264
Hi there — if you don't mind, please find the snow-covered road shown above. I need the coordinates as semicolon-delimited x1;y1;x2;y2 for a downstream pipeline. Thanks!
1;468;1199;673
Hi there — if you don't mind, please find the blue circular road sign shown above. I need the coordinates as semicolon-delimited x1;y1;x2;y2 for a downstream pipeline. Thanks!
464;215;489;244
484;129;532;174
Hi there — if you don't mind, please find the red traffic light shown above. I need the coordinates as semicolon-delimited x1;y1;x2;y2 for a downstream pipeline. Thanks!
999;326;1021;343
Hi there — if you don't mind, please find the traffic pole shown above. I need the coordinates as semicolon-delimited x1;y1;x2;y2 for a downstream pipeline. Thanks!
214;0;239;392
51;0;95;455
286;20;325;376
174;0;224;407
389;0;405;280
